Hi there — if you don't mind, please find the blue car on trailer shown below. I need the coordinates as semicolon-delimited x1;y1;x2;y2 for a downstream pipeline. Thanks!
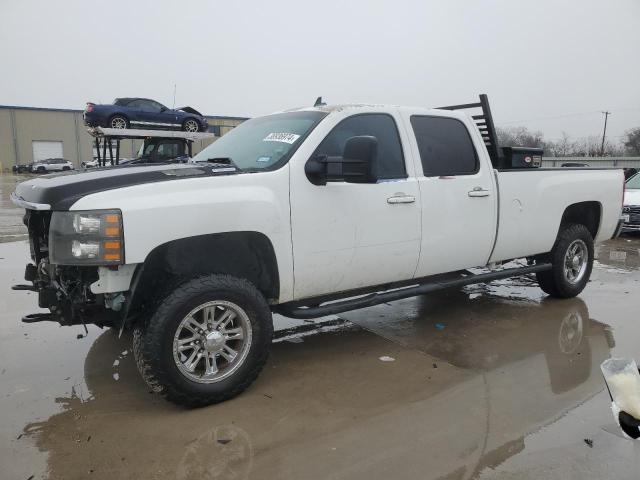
83;97;209;132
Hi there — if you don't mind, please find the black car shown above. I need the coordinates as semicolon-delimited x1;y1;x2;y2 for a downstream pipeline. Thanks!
83;98;209;132
12;164;32;174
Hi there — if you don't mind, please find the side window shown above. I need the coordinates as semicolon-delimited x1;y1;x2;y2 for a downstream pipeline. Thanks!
148;100;165;112
130;100;160;112
313;114;406;180
410;116;478;177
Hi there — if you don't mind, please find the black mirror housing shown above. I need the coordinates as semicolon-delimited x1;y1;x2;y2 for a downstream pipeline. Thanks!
305;135;378;186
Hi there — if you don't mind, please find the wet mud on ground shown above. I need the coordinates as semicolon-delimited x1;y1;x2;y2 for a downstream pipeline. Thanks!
1;175;640;479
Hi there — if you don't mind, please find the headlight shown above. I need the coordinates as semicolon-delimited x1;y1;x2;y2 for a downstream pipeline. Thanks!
49;210;124;265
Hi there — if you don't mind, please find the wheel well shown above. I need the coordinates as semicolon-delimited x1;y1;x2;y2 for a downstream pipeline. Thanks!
108;113;128;123
560;201;601;239
127;232;280;319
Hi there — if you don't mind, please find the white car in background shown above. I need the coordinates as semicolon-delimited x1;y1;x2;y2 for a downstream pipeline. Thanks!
31;158;74;173
622;173;640;232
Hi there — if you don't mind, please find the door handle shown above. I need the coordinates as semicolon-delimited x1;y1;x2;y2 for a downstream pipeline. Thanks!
468;187;490;198
387;195;416;204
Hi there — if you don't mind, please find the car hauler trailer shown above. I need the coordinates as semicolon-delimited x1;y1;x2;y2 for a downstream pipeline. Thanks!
87;127;215;166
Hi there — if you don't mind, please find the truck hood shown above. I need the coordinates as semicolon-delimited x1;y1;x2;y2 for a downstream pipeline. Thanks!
12;163;238;211
624;189;640;206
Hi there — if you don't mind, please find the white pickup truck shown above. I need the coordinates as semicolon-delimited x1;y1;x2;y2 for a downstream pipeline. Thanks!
11;95;625;406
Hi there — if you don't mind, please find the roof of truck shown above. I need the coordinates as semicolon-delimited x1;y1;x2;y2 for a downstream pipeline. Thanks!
286;103;468;119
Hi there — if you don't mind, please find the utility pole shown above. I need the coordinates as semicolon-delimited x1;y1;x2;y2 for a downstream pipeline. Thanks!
600;111;611;156
172;84;177;109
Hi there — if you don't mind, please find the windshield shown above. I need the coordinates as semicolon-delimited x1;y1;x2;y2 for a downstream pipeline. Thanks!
137;143;151;157
627;173;640;189
192;111;326;171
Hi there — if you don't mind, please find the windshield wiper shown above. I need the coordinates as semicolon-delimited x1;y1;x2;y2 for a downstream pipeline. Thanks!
205;157;237;168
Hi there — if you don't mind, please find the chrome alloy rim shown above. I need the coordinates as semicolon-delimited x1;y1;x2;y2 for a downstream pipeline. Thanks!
111;117;127;129
558;311;584;354
563;239;588;284
184;119;199;132
173;301;253;384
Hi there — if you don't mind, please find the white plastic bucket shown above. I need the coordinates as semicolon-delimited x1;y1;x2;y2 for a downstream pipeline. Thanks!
601;357;640;420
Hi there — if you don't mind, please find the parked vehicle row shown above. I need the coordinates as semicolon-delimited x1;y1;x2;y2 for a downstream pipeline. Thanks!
83;97;209;132
12;158;74;173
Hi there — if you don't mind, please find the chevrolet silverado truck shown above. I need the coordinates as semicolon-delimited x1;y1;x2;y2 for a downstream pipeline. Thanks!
11;95;625;407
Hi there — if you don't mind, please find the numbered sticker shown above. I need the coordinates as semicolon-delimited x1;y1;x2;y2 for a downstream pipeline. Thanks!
263;132;300;144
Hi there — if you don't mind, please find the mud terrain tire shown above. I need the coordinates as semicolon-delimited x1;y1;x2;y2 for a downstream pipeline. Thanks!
536;223;594;298
133;274;273;407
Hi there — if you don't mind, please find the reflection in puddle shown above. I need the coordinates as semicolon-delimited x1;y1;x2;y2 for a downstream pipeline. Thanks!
13;255;635;480
595;237;640;271
177;425;253;480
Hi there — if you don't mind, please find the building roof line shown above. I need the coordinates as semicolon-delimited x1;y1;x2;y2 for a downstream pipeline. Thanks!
0;104;249;121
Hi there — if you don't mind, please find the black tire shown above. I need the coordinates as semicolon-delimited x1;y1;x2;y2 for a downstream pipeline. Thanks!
133;274;273;407
36;166;45;173
536;223;594;298
182;118;200;132
62;166;71;171
109;115;129;129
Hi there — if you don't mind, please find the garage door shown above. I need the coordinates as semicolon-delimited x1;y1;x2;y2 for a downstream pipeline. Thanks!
32;141;63;162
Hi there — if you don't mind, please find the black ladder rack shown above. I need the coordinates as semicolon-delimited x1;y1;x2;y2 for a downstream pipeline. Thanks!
437;94;502;168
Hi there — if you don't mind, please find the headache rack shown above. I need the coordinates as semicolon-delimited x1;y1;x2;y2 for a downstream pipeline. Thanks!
437;94;502;168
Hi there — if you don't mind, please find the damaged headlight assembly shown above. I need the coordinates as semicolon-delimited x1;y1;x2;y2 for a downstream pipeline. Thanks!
49;210;124;265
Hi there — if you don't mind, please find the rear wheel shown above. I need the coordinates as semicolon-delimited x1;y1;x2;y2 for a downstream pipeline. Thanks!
133;274;273;407
536;223;594;298
109;115;129;129
182;118;200;132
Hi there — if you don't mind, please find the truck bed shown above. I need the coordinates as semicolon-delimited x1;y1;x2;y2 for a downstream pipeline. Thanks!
489;168;623;263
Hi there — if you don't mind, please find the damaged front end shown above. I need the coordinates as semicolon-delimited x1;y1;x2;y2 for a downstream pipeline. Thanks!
12;209;125;329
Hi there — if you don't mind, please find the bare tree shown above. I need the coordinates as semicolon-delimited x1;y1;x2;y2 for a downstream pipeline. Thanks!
497;126;626;157
624;128;640;155
497;126;545;149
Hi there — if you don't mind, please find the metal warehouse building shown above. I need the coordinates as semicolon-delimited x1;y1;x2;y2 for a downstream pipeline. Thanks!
0;105;247;171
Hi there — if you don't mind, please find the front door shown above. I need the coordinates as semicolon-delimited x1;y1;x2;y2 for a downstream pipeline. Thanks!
403;113;497;277
290;112;422;300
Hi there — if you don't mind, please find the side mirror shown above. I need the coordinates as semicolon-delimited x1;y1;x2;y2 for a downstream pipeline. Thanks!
305;135;378;186
160;106;167;112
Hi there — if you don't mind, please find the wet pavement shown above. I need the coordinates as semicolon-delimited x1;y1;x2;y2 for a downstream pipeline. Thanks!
0;173;32;243
1;173;640;479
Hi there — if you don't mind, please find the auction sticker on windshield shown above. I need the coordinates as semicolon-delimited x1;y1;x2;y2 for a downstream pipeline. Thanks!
263;132;301;144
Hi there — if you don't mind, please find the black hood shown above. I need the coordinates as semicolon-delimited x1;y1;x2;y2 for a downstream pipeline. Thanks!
13;163;238;210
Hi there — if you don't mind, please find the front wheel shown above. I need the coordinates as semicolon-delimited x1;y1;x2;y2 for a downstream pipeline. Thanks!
133;274;273;407
536;223;594;298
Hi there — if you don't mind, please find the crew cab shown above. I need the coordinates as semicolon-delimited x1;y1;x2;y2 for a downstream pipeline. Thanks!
11;95;625;407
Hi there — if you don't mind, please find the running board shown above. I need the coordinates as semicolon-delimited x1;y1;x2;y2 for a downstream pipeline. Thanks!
12;284;38;292
277;263;552;319
22;312;57;323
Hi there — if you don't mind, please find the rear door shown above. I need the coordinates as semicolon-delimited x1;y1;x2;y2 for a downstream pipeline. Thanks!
402;112;497;277
290;110;422;300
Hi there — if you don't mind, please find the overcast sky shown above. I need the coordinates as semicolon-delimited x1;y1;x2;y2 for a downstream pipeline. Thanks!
1;0;638;141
